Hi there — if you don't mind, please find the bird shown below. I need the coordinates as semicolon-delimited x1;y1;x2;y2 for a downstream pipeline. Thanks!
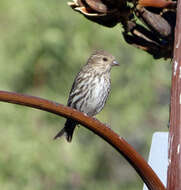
54;50;119;142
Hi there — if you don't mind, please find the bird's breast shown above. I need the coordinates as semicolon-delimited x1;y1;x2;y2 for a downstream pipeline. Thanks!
81;75;110;116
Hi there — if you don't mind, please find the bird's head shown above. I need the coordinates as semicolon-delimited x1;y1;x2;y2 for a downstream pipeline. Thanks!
87;50;119;71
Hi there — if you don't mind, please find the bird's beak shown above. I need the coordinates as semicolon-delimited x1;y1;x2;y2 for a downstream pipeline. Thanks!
112;60;120;66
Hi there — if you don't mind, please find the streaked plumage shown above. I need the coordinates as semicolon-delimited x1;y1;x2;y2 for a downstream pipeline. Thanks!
54;50;119;142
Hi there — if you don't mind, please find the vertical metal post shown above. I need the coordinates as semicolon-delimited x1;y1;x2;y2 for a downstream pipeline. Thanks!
167;1;181;189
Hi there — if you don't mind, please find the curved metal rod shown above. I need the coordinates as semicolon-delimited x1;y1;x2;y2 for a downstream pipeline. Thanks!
0;90;165;190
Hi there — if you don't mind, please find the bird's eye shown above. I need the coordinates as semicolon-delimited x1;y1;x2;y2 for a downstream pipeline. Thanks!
103;57;108;61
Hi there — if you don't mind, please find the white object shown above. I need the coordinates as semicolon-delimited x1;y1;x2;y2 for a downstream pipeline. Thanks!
143;132;168;190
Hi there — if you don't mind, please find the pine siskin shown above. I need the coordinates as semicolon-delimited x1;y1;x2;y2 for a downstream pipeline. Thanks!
54;50;119;142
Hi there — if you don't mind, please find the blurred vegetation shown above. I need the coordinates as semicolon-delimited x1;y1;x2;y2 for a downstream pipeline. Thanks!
0;0;171;190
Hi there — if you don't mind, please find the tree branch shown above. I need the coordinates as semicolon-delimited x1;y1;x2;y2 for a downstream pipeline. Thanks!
0;90;165;190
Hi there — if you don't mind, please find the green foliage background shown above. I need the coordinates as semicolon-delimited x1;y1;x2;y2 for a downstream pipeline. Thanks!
0;0;171;190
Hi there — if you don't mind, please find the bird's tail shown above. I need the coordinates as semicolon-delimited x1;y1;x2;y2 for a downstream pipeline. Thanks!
54;119;76;142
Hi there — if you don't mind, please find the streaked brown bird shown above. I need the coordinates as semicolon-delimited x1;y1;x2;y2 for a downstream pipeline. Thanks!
54;50;119;142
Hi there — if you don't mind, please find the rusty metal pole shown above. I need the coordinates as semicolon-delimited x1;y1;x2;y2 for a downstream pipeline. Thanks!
167;1;181;189
0;90;166;190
